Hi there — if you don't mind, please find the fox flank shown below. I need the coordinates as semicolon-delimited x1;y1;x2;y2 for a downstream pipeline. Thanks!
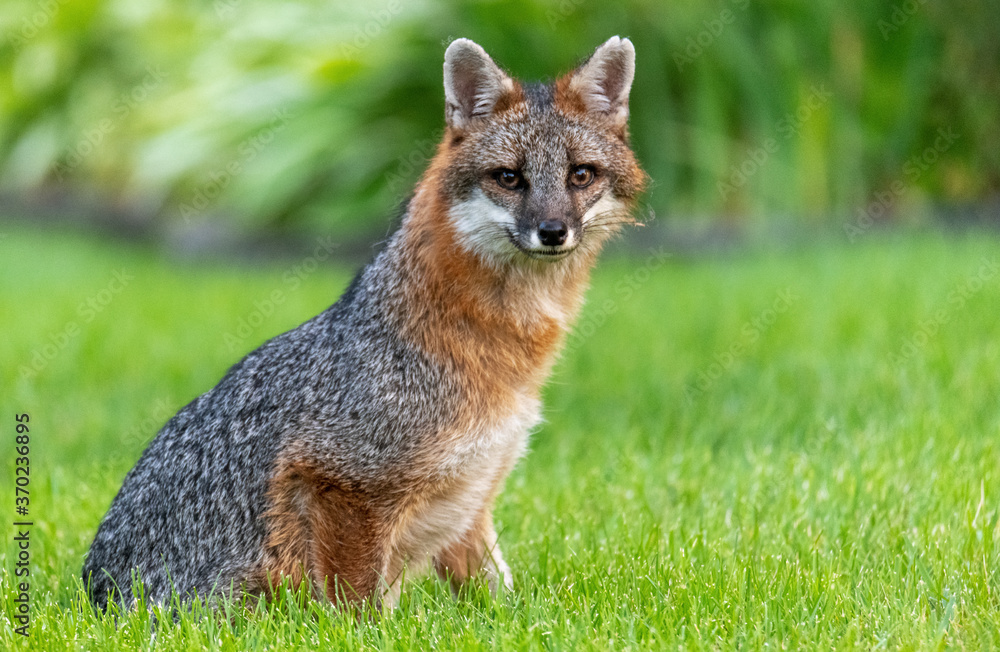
82;36;647;610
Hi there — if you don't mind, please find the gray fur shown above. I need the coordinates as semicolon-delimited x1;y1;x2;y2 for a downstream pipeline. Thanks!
83;234;460;608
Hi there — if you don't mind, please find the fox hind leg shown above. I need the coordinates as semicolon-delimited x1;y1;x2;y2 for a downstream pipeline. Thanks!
264;463;389;606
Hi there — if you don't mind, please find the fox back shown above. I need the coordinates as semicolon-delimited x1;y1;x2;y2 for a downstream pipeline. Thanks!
83;36;646;610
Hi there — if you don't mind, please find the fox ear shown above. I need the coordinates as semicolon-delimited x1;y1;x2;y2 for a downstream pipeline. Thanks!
444;39;514;130
565;36;635;129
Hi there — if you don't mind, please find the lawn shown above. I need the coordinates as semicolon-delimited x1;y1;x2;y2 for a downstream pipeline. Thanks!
2;225;1000;649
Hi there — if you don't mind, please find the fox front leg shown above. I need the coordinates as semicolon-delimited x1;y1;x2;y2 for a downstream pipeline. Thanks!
434;510;512;596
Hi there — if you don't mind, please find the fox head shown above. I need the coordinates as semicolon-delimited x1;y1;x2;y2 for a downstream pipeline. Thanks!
432;36;647;267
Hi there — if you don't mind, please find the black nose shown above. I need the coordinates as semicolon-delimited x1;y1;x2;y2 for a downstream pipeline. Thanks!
537;220;568;247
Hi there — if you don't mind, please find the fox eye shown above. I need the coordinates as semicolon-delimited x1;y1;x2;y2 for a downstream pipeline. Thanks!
492;168;525;190
569;165;596;188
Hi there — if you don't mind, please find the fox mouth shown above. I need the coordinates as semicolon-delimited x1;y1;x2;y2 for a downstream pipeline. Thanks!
505;229;578;261
524;247;576;260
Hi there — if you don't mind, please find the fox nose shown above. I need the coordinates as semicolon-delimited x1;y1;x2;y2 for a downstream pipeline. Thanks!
537;220;568;247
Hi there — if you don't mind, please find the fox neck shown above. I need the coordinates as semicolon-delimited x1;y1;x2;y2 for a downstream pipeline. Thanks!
387;174;596;406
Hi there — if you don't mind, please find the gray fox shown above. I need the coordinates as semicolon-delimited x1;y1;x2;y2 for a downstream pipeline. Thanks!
83;36;647;610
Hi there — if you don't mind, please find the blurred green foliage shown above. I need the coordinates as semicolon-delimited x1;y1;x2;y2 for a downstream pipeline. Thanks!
0;0;997;237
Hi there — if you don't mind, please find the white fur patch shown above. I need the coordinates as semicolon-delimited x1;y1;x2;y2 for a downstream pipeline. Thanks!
582;193;626;225
449;189;520;260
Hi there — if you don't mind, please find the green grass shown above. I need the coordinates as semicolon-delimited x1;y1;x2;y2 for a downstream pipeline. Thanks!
2;225;1000;649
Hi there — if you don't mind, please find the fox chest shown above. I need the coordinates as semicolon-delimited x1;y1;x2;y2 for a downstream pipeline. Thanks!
395;394;540;557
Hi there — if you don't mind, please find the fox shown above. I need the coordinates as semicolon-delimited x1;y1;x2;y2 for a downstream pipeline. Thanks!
82;35;647;610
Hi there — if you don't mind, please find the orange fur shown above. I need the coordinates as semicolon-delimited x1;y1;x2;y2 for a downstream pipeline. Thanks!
262;460;388;604
394;147;595;422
